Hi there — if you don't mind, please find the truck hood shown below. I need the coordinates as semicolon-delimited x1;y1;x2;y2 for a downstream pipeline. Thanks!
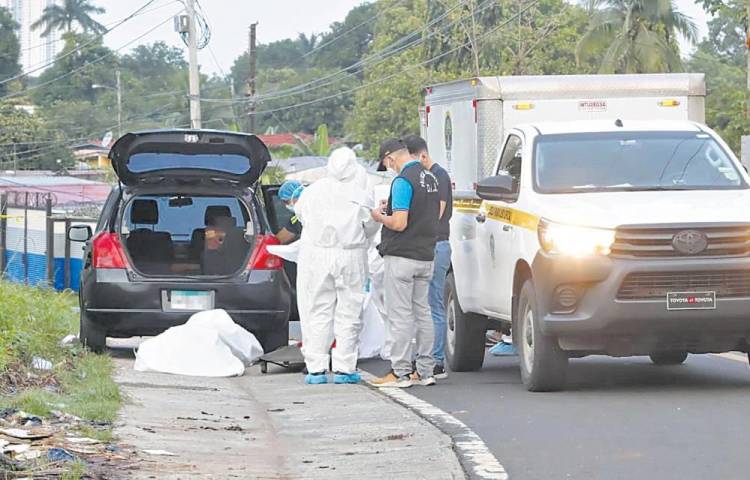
533;190;750;229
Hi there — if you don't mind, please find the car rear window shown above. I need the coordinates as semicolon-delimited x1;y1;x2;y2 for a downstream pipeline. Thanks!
128;153;251;175
122;196;249;242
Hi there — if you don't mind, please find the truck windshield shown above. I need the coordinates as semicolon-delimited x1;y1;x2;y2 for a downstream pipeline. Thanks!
534;131;746;193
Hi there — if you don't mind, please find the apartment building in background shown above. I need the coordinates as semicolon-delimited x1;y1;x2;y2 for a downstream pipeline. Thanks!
1;0;63;75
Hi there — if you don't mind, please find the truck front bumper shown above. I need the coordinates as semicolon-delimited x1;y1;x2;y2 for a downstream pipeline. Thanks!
531;254;750;355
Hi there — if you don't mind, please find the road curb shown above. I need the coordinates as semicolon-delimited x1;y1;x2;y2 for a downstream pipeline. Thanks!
361;371;508;480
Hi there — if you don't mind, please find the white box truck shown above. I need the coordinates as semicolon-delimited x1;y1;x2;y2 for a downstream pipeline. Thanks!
422;74;750;391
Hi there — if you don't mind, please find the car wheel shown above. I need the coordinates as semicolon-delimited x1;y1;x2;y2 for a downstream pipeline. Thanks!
649;352;688;365
515;279;568;392
80;308;106;353
445;272;486;372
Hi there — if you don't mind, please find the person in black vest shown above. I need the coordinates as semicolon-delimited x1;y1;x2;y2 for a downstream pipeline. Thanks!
403;135;453;380
370;138;441;388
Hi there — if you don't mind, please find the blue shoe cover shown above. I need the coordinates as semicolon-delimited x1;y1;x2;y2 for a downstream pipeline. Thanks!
305;373;328;384
333;372;361;384
489;342;518;357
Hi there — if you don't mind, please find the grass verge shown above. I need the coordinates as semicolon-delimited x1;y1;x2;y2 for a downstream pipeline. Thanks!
0;281;121;477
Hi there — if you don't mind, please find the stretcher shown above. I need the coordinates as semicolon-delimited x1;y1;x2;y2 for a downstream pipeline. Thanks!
256;344;306;374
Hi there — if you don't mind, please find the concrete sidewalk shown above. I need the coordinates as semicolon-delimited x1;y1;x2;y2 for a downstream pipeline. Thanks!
112;355;464;479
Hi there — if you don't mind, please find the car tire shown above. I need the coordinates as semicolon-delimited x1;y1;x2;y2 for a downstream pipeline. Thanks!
649;352;688;365
445;272;486;372
515;279;568;392
80;308;106;353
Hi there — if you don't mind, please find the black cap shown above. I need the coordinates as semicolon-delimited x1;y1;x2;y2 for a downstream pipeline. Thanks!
402;134;428;155
377;138;407;171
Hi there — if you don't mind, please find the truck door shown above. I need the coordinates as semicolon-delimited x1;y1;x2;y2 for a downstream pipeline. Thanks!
477;134;524;319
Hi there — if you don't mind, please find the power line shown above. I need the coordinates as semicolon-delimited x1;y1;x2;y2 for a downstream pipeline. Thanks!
0;15;176;102
248;0;543;117
204;0;495;106
14;0;179;56
0;0;168;86
298;0;408;60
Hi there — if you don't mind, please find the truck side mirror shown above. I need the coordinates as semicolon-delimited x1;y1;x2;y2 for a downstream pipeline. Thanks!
476;174;515;201
68;225;93;242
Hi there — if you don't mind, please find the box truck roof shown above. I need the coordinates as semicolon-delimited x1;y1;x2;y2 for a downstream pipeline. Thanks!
425;73;705;103
530;119;704;135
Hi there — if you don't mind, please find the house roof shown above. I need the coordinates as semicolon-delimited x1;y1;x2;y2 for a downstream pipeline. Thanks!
259;133;314;147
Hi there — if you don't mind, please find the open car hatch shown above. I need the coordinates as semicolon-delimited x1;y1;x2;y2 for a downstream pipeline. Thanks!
109;130;270;188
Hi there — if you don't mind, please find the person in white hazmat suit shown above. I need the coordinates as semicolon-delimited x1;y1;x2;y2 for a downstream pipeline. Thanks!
294;147;380;385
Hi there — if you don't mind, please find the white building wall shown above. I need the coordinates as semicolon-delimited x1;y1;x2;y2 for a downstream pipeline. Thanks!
1;0;63;75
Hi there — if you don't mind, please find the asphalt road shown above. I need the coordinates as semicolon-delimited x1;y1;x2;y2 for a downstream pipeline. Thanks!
360;351;750;480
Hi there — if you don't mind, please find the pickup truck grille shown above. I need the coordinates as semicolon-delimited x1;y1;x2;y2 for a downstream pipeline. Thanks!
617;271;750;300
611;225;750;258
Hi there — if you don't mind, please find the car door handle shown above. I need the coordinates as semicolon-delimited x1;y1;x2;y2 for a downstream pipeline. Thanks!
503;224;513;232
475;213;486;224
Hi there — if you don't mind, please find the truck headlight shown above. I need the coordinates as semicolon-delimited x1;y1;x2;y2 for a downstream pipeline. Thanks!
538;219;615;256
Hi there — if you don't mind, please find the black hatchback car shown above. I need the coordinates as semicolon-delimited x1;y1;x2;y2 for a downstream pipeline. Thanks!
68;130;292;353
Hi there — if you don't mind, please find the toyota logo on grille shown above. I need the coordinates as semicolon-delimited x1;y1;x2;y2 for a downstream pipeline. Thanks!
672;230;708;255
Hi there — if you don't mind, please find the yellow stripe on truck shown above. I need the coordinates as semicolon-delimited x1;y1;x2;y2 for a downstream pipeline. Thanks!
453;199;540;232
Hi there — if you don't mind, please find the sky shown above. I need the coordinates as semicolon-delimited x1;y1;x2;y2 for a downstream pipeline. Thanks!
96;0;711;78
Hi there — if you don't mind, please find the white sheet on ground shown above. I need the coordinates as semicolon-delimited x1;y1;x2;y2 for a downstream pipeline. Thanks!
134;309;264;377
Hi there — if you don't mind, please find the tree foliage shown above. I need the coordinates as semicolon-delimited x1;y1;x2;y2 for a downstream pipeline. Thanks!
0;7;21;96
577;0;698;74
32;0;105;38
687;5;748;153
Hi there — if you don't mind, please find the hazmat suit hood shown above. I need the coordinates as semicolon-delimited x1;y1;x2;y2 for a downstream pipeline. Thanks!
327;147;359;182
294;147;379;249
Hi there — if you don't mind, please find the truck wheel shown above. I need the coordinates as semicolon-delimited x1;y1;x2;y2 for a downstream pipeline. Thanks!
80;309;106;353
445;272;487;372
649;352;688;365
516;279;568;392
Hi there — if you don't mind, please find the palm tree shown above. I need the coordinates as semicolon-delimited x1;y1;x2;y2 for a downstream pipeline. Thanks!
577;0;699;74
32;0;106;38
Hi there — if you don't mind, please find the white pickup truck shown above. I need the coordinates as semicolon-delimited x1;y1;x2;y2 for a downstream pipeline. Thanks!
423;74;750;391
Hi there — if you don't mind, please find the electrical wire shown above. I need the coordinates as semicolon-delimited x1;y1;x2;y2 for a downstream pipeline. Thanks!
203;0;496;106
0;15;176;102
247;0;543;117
0;0;167;86
298;0;408;61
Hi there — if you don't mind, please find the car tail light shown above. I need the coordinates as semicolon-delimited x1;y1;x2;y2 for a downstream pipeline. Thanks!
92;232;129;269
248;234;283;270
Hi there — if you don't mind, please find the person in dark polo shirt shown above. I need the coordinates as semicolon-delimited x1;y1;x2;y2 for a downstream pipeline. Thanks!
369;138;441;388
403;135;452;380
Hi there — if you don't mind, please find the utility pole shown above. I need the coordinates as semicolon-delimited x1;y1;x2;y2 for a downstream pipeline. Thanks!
186;0;202;129
115;69;122;138
246;22;258;133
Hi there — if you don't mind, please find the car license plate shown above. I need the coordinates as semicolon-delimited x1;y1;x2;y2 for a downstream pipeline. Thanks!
169;290;213;311
666;292;716;311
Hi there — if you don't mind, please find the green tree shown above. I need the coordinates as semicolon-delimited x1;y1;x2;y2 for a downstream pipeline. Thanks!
31;0;106;38
0;103;73;170
687;4;748;153
0;7;21;96
577;0;698;73
312;2;377;71
348;0;429;156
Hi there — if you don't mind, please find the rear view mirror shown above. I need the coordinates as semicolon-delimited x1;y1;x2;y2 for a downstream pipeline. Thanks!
68;225;92;242
476;174;515;201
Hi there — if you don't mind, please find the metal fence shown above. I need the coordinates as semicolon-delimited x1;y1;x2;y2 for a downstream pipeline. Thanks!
0;192;97;291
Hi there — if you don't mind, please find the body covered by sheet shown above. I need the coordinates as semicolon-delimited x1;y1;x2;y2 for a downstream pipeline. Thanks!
134;309;264;377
